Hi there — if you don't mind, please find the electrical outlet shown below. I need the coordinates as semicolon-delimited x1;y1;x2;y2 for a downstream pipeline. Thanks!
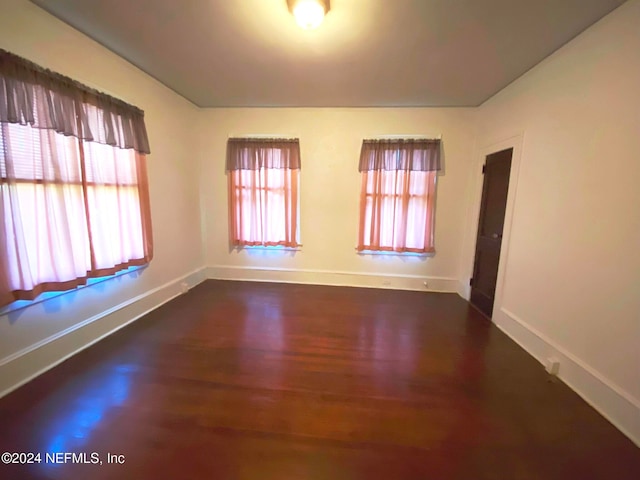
545;357;560;376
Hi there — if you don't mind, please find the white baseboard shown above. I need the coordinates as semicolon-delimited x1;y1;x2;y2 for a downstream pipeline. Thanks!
494;307;640;447
0;267;207;399
457;281;471;300
206;265;459;293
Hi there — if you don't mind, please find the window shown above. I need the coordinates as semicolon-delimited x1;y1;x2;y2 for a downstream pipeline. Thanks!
357;138;441;253
0;49;153;307
226;138;300;248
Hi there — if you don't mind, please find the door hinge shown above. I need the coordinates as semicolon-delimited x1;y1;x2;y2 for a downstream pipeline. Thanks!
469;277;474;286
482;165;486;174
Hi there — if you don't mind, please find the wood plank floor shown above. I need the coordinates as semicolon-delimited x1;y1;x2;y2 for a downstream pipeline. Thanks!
0;280;638;479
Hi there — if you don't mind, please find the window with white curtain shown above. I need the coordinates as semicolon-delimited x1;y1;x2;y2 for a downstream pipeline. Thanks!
226;138;300;248
357;139;441;254
0;49;152;307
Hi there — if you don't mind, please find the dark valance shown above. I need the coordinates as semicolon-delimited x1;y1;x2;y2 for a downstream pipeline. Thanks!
226;138;301;171
0;49;150;154
359;138;441;172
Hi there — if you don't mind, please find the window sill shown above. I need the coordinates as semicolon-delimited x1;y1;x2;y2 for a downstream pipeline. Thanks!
233;245;302;252
0;265;146;316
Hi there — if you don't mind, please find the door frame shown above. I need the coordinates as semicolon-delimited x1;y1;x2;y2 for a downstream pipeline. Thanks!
460;133;524;321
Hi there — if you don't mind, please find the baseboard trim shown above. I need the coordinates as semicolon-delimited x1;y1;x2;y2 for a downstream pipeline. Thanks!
0;267;207;399
457;281;471;300
206;265;458;293
494;306;640;447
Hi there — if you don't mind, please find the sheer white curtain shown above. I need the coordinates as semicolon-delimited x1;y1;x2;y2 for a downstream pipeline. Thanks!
0;123;152;306
359;169;436;253
82;140;149;272
1;124;91;299
228;167;299;247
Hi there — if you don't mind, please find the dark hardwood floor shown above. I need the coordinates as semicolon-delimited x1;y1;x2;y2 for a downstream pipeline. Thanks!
0;280;638;479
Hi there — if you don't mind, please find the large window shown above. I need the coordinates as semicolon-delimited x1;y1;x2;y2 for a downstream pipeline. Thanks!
357;139;441;253
226;138;300;247
0;49;152;307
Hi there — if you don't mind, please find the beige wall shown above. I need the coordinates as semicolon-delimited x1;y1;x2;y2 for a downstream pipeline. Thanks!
0;0;204;394
463;0;640;443
198;108;476;291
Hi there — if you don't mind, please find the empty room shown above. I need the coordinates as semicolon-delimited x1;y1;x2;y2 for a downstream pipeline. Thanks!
0;0;639;478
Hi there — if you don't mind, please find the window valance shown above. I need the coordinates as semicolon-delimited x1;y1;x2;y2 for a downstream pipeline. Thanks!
0;49;150;154
358;138;441;172
226;138;301;171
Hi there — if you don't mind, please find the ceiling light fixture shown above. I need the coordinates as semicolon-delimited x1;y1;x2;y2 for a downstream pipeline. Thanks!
287;0;330;30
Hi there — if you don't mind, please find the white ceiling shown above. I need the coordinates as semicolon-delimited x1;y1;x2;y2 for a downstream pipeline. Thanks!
30;0;626;107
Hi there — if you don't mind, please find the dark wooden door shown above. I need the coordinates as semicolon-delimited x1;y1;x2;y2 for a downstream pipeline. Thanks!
470;148;513;318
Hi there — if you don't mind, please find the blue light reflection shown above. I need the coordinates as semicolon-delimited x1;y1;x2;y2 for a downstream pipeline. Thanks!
44;364;134;456
242;245;298;259
1;266;144;315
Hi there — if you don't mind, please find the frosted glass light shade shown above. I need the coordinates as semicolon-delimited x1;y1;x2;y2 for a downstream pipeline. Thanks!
289;0;329;29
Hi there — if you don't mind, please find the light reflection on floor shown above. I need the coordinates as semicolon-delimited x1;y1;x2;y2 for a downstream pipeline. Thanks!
240;301;285;388
41;363;134;467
